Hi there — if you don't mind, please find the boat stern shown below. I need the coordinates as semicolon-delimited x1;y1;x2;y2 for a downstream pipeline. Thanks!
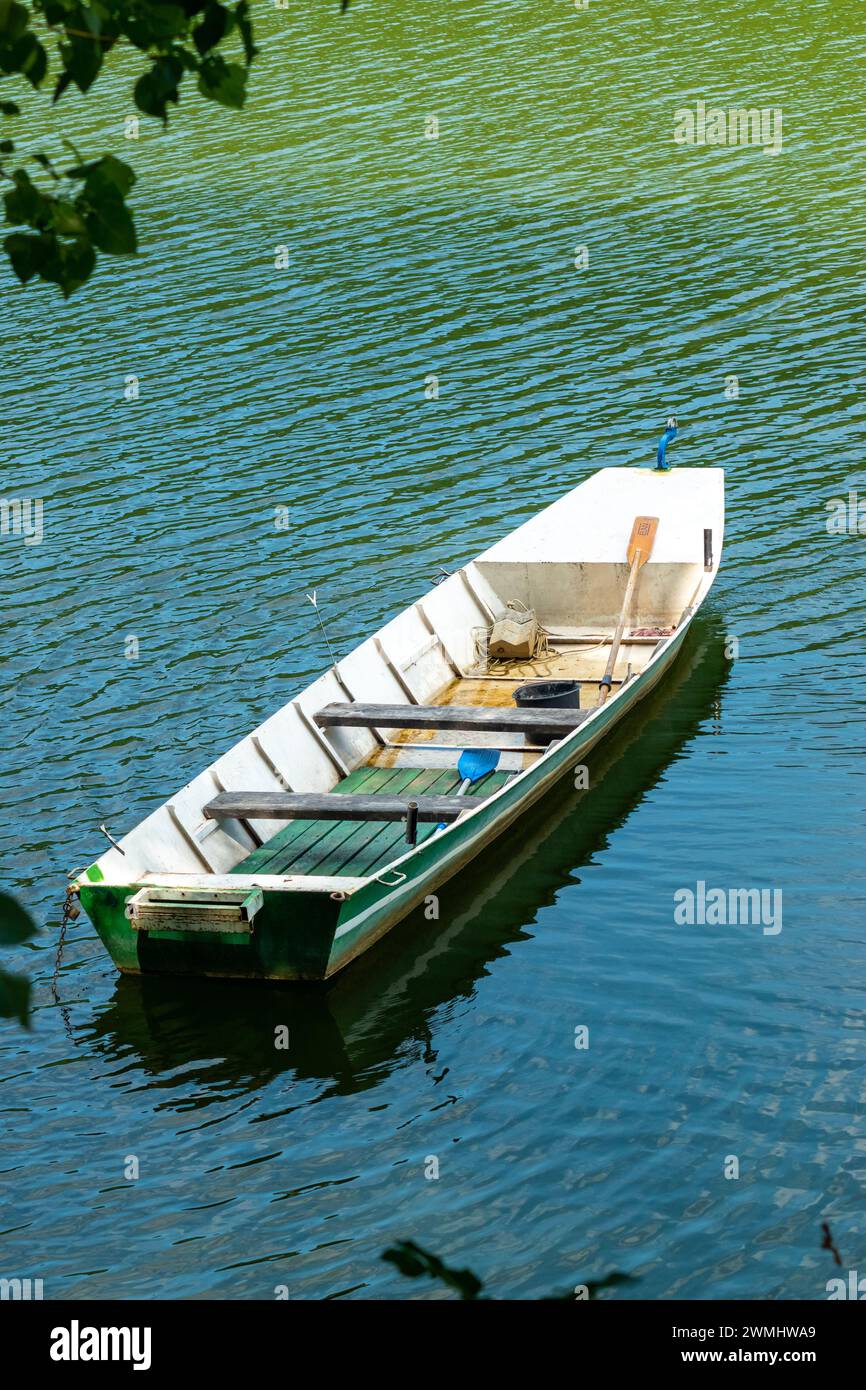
76;870;362;982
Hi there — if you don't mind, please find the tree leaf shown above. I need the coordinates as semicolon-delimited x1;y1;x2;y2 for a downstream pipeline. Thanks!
381;1241;484;1299
5;229;96;294
233;0;257;64
124;4;188;48
193;2;229;56
39;232;96;296
0;966;31;1027
66;152;136;196
51;198;87;235
31;153;65;186
197;54;246;109
54;70;74;103
0;892;37;946
55;33;104;99
3;228;50;282
78;184;136;254
91;152;136;196
540;1271;638;1301
65;155;137;253
39;0;78;26
134;52;185;122
3;169;52;228
0;30;48;88
0;0;31;44
0;100;21;116
0;138;14;153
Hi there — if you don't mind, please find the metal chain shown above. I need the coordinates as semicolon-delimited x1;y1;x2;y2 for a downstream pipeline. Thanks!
52;887;80;999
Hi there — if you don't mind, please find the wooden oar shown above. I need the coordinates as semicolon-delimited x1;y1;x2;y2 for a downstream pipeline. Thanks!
598;515;659;705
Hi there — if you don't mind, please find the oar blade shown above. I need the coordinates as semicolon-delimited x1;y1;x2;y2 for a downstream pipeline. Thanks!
457;747;501;785
435;747;502;831
627;515;659;570
598;514;660;708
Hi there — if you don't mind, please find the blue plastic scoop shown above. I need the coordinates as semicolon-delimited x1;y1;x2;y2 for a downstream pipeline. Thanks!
455;747;500;792
436;747;501;830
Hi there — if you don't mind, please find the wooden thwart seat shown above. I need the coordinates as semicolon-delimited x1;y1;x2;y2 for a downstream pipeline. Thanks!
204;791;486;823
315;702;590;735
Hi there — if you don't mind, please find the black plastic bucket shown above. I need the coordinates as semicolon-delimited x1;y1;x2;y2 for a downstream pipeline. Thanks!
513;680;581;711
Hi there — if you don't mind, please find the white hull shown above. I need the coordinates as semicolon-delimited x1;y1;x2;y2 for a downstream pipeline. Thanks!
75;466;724;980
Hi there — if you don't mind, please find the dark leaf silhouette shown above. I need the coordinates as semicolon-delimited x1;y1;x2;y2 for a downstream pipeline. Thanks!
383;1241;484;1299
821;1222;842;1268
382;1239;636;1301
0;891;38;1027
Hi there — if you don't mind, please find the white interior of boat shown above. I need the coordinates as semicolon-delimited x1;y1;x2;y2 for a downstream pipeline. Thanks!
86;468;724;888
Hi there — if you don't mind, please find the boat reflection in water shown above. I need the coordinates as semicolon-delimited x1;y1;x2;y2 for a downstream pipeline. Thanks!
82;616;729;1100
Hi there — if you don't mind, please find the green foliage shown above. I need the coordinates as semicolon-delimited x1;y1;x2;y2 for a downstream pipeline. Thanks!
0;0;264;294
0;891;37;1028
133;50;185;120
382;1240;636;1301
197;52;246;107
2;151;135;293
0;2;48;88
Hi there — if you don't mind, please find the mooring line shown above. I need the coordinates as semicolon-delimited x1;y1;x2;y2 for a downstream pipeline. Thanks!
52;884;80;1001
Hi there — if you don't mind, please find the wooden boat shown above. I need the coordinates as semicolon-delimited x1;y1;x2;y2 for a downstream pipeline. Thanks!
74;466;724;982
88;622;729;1085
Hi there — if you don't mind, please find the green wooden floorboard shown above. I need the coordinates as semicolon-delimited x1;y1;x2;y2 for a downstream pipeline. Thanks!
233;764;394;875
231;764;510;880
303;769;458;877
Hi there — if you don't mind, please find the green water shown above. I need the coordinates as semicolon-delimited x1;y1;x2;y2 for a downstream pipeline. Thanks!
2;0;865;1299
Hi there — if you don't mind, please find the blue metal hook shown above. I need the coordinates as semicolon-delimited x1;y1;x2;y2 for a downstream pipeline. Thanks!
656;416;678;470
